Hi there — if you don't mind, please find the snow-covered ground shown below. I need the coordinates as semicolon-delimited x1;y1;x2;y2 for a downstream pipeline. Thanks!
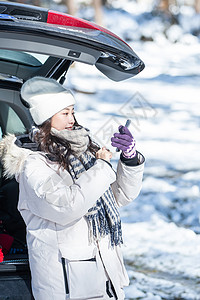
63;2;200;299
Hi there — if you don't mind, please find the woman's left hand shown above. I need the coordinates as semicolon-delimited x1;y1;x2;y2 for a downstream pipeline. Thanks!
96;147;112;162
111;125;136;159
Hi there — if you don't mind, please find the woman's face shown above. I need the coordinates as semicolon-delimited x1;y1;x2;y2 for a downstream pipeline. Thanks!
51;105;75;131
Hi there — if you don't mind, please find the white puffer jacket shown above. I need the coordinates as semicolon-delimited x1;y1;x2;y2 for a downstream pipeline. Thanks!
0;134;145;300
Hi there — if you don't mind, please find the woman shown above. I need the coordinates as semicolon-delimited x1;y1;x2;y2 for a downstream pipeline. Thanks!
0;76;145;300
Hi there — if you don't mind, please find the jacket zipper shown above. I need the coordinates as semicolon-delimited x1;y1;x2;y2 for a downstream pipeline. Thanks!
61;258;69;294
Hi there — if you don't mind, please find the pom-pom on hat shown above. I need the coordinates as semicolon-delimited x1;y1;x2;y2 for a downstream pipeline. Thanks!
21;76;75;125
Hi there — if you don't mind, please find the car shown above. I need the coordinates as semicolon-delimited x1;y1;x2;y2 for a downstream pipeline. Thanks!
0;2;145;299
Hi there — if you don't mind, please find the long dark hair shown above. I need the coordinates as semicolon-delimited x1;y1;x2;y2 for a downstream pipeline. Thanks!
34;117;100;171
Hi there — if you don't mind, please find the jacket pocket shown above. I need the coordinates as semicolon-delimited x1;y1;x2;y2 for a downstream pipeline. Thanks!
61;253;105;299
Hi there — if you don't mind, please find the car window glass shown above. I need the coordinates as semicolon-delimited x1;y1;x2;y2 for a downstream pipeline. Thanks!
25;52;48;64
0;102;26;136
0;50;49;66
0;50;49;82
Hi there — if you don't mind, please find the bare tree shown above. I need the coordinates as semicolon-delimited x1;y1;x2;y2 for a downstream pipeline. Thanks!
157;0;170;12
93;0;103;25
195;0;200;13
66;0;77;16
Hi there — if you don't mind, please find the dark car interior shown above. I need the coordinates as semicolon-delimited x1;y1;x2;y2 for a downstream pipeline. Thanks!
0;50;75;299
0;50;76;253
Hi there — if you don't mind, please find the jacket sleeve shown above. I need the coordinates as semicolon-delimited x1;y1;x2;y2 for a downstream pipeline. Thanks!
20;155;116;226
111;152;145;207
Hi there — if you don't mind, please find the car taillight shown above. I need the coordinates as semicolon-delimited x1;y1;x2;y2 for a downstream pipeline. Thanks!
47;10;129;47
0;247;3;263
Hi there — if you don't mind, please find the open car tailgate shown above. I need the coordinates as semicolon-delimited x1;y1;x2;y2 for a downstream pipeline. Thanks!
0;1;145;81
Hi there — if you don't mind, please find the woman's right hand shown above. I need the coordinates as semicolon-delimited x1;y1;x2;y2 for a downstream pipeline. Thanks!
96;147;112;162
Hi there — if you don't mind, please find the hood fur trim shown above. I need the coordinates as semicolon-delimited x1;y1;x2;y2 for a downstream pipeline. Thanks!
0;134;32;179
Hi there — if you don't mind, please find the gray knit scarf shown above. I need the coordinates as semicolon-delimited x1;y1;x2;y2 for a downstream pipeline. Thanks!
51;126;123;247
51;126;90;157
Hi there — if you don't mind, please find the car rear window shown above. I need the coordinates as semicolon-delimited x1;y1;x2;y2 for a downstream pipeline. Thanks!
0;50;48;66
0;102;26;137
0;50;49;82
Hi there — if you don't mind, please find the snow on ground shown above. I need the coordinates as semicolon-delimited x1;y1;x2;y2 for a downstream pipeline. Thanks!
63;2;200;299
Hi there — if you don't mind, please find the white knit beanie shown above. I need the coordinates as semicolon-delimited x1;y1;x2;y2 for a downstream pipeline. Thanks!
21;76;75;125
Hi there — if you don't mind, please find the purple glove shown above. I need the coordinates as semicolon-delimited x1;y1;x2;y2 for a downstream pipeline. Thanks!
111;125;136;158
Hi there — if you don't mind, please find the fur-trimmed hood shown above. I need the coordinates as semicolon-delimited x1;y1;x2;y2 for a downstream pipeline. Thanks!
0;134;33;180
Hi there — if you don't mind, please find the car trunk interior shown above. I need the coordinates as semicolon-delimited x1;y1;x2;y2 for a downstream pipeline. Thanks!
0;50;73;299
